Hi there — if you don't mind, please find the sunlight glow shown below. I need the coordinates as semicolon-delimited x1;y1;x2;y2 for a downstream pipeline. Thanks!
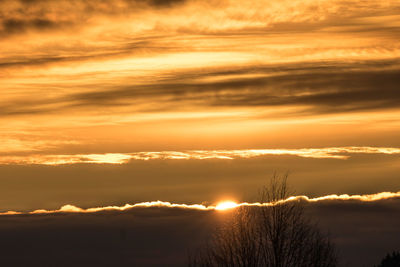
215;201;239;211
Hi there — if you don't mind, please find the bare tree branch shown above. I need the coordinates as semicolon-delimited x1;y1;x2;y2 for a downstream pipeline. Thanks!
189;174;338;267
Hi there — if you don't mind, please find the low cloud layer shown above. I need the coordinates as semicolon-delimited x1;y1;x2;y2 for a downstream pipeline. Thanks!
0;197;400;266
2;189;400;215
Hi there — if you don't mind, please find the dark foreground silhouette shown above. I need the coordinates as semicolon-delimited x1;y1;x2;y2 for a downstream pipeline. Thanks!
189;175;338;267
376;251;400;267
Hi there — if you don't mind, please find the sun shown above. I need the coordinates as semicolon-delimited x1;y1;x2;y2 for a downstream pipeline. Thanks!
215;201;238;211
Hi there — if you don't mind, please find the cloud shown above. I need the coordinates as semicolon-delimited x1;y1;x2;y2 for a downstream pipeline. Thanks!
2;189;400;215
0;198;399;266
18;0;188;8
0;204;216;267
2;18;59;34
1;0;399;39
1;59;399;117
148;0;187;7
0;138;79;154
67;60;400;114
0;0;190;38
0;146;399;165
0;0;399;121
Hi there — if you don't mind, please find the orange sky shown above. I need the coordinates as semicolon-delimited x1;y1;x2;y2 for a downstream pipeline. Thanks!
0;0;400;211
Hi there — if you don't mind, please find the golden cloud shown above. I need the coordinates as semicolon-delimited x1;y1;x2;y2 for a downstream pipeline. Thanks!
2;190;400;216
0;146;399;165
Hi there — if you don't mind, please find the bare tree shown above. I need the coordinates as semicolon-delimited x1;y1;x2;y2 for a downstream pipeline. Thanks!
189;174;337;267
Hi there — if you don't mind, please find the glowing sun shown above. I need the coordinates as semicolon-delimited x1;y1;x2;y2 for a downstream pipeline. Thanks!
215;201;238;210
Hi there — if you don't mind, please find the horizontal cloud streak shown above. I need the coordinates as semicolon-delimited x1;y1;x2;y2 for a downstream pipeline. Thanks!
2;190;400;215
68;61;400;114
0;0;188;36
1;146;399;165
1;0;399;36
1;60;399;118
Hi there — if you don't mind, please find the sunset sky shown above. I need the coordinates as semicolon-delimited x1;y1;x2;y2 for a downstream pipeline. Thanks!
1;1;400;265
1;0;399;212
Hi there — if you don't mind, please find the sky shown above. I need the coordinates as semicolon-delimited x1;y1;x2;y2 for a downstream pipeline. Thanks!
0;0;400;265
0;0;399;210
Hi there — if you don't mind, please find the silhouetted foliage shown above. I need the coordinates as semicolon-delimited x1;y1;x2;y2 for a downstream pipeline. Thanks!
376;251;400;267
188;174;338;267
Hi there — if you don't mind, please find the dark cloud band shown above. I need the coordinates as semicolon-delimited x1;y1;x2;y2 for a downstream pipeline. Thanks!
1;59;398;117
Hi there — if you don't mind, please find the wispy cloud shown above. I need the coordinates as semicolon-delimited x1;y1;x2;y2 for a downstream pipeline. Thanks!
0;137;79;154
1;0;399;127
1;0;399;36
1;0;400;212
1;60;399;118
1;146;399;165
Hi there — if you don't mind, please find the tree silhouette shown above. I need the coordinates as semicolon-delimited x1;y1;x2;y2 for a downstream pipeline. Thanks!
189;174;337;267
376;251;400;267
